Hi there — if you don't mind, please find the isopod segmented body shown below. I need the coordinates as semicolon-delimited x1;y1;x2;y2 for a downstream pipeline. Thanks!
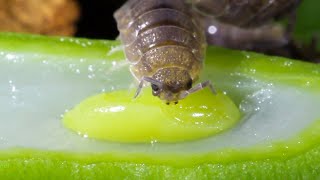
191;0;301;27
114;0;213;104
191;0;302;57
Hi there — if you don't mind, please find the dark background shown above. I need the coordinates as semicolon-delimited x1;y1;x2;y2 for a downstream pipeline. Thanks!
75;0;126;40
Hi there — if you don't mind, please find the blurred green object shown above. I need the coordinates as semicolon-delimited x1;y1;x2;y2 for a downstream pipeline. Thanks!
295;0;320;49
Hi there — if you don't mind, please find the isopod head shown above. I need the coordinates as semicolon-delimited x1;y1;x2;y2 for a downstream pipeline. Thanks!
150;67;193;104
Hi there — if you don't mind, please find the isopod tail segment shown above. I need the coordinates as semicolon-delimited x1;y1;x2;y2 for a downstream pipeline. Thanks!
134;77;217;102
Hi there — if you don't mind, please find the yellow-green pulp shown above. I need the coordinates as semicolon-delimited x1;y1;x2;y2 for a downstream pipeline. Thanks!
63;88;240;143
1;30;320;178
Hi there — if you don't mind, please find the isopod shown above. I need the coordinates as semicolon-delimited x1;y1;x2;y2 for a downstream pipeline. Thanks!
191;0;303;55
191;0;301;27
114;0;215;104
114;0;303;104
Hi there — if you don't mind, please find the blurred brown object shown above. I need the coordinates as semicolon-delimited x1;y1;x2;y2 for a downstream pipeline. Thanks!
0;0;79;36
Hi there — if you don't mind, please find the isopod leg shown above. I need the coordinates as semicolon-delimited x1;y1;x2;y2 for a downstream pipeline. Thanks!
134;79;145;98
134;77;163;98
188;80;216;94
